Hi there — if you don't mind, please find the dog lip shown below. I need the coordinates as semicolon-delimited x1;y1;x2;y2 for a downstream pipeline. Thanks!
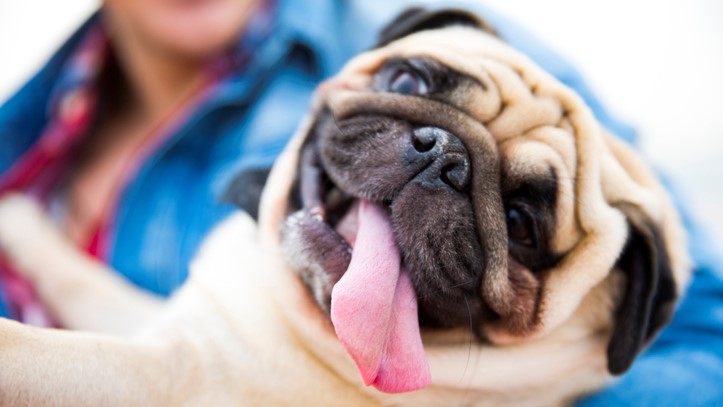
298;137;375;235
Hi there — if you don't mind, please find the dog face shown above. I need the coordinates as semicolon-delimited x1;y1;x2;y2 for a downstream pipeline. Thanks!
253;9;690;396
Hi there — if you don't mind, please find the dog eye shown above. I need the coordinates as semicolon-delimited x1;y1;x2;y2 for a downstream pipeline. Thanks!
387;67;429;95
506;206;536;247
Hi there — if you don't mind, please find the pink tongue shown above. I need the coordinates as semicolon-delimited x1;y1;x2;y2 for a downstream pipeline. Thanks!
330;200;431;393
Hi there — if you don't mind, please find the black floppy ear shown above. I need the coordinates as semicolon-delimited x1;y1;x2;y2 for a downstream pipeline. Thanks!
606;206;678;374
221;167;272;221
377;7;497;48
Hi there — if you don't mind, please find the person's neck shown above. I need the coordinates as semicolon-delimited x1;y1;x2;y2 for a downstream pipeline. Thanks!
109;29;208;123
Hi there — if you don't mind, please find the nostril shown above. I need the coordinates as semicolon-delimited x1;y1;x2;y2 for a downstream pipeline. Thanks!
413;136;434;153
407;127;471;191
441;161;470;191
412;129;437;153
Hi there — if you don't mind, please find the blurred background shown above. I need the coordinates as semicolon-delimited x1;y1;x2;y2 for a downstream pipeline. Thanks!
1;0;722;241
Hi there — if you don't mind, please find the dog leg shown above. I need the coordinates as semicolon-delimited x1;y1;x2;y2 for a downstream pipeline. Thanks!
0;194;163;335
0;316;209;406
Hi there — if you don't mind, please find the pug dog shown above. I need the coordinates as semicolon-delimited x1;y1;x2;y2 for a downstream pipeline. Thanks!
0;8;690;407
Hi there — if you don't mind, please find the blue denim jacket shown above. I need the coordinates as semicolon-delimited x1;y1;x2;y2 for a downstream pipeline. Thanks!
1;0;721;404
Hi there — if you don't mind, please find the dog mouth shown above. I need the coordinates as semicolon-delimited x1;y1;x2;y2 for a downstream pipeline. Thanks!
288;127;431;393
287;111;487;321
281;108;495;393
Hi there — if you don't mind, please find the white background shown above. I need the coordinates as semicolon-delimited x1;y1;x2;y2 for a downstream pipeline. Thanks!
1;0;722;241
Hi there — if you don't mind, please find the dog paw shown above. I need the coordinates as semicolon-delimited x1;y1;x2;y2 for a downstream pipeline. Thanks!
0;193;49;239
0;193;67;276
280;209;353;312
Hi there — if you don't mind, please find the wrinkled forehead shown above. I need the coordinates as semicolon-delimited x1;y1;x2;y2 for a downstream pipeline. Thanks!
342;26;516;82
329;27;600;182
334;26;596;146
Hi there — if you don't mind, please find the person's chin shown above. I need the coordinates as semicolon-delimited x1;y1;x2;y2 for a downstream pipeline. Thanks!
151;0;256;58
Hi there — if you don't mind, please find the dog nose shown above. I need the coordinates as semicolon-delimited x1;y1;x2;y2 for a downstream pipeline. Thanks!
407;127;471;191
